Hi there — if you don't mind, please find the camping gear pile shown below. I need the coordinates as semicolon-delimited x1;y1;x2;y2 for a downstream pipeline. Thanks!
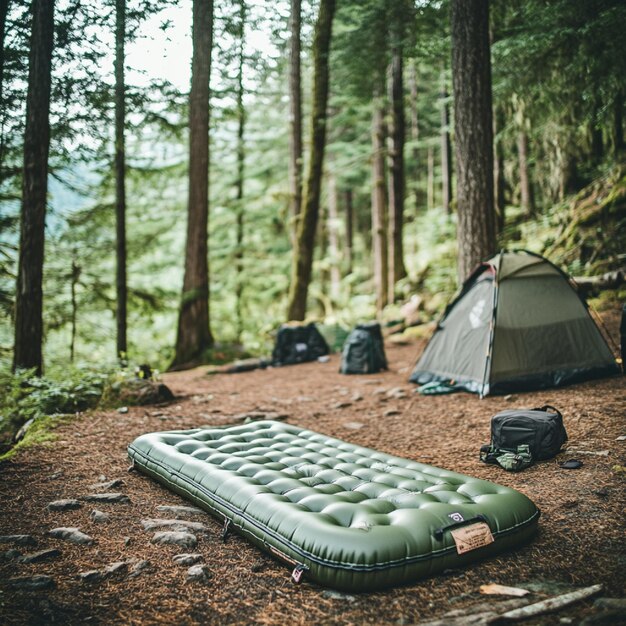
271;323;330;366
480;405;568;471
410;250;620;396
128;420;540;592
339;322;387;374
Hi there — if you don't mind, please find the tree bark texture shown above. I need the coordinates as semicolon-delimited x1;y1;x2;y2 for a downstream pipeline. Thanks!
172;0;214;367
115;0;127;360
288;0;302;239
409;59;420;213
386;45;406;302
327;169;340;302
70;260;80;362
440;69;452;215
344;188;353;275
286;0;335;321
371;96;388;312
427;145;434;210
0;0;10;179
450;0;496;283
493;105;506;235
517;130;534;216
614;90;623;154
13;0;55;375
235;0;245;341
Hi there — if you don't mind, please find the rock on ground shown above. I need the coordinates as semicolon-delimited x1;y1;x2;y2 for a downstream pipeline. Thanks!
0;534;37;546
151;531;197;548
48;527;94;545
173;553;203;566
90;510;110;523
20;548;61;563
157;505;205;517
47;499;81;511
186;564;211;583
141;518;208;533
81;492;130;504
7;575;55;590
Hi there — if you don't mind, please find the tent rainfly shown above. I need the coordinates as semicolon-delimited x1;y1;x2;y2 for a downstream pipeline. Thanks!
410;250;621;396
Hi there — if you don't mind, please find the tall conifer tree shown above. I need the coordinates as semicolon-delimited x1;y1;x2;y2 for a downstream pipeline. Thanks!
13;0;55;374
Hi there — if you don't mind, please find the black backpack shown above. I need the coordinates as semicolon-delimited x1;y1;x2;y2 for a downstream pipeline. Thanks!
340;323;387;374
481;405;568;470
271;324;330;366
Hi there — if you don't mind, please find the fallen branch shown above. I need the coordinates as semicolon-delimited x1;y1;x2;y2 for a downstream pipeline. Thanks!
573;269;625;295
496;584;603;622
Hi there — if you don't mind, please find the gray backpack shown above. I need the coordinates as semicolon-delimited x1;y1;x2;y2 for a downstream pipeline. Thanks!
340;323;387;375
480;405;567;471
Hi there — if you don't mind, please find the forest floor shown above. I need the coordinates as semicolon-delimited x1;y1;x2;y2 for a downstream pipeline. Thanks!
0;315;625;625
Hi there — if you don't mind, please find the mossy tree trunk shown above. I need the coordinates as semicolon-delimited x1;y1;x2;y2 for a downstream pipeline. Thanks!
440;68;452;215
371;92;388;313
13;0;55;375
235;0;245;342
288;0;302;242
171;0;214;368
451;0;495;283
387;44;407;303
115;0;127;361
286;0;335;322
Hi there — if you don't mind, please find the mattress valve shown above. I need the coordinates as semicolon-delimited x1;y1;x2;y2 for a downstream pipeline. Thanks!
291;563;307;584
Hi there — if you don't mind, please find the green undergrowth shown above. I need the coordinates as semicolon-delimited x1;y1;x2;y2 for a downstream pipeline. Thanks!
0;412;74;462
0;363;171;460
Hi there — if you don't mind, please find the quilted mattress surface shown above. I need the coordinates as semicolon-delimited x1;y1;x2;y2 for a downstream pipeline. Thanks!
128;421;539;591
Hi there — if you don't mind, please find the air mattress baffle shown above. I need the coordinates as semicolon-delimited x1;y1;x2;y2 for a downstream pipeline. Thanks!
128;421;539;591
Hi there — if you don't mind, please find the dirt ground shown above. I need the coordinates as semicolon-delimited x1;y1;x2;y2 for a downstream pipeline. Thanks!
1;329;625;625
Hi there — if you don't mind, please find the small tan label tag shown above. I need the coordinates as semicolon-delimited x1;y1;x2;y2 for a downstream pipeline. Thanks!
450;522;494;554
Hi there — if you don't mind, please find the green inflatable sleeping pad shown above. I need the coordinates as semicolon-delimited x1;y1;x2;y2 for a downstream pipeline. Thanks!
128;421;539;591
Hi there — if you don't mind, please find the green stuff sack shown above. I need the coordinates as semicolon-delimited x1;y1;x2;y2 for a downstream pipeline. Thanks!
340;322;387;375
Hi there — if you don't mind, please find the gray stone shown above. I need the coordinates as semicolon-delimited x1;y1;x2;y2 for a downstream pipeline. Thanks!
343;421;365;430
129;559;151;577
152;531;197;548
141;518;208;533
383;409;401;417
90;479;124;490
117;406;129;414
333;401;352;409
20;548;61;563
321;590;357;602
90;510;110;523
0;534;37;546
81;492;130;503
8;575;55;590
157;505;205;517
580;611;626;625
124;536;131;546
186;564;211;583
593;598;626;611
79;570;103;583
104;561;129;576
47;499;81;511
386;387;408;399
173;553;203;566
48;527;94;545
1;549;22;560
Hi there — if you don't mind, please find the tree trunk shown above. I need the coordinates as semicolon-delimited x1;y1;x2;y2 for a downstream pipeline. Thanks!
371;95;388;312
286;0;335;321
234;0;245;342
115;0;127;361
440;68;452;215
426;145;434;210
387;44;406;303
409;58;419;213
171;0;214;368
493;105;506;235
0;0;10;175
591;95;603;162
327;168;341;302
13;0;55;375
517;130;534;216
344;188;353;275
614;90;623;155
70;260;80;362
288;0;302;241
450;0;496;283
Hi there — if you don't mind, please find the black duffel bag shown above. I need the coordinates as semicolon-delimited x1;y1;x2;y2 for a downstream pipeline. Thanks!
483;405;568;465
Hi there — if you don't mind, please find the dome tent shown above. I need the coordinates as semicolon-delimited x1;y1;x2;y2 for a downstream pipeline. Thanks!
410;250;621;396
